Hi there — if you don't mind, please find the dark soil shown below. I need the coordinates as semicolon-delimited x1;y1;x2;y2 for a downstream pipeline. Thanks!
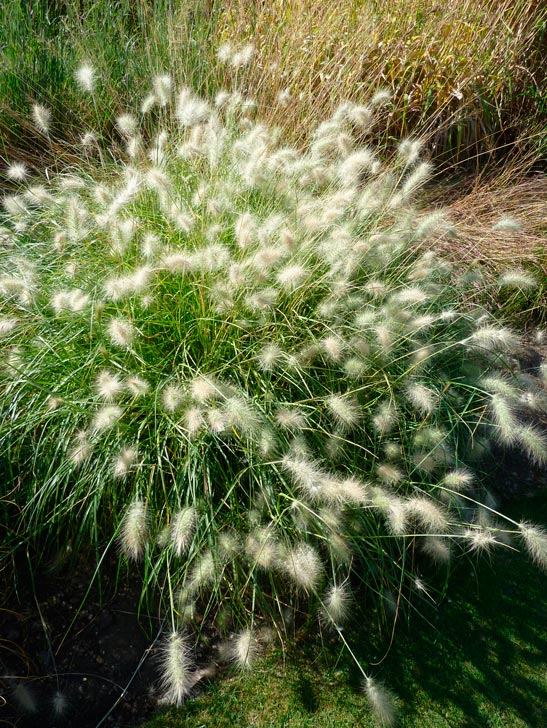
0;556;164;728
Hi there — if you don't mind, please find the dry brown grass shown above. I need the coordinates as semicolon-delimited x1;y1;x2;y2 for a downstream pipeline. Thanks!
442;176;547;267
420;174;547;323
213;0;546;170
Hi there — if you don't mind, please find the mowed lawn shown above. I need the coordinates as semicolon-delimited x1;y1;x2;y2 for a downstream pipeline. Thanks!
143;495;547;728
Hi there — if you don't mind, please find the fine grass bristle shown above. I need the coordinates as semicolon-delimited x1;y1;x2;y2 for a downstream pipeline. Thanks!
363;676;398;726
159;631;195;706
119;500;149;562
231;628;257;671
519;522;547;570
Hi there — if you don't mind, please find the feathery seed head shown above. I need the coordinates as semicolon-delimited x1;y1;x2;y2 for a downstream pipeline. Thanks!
24;185;54;205
159;631;194;706
230;43;255;69
13;684;37;714
343;357;367;379
377;463;404;486
390;286;429;306
371;88;392;106
281;455;325;502
190;376;218;403
95;369;123;400
363;676;398;726
141;94;157;114
257;343;284;371
283;542;323;593
514;424;547;466
465;326;519;353
277;89;292;107
176;88;210;127
277;264;307;292
68;430;92;466
497;270;537;289
371;488;408;535
217;43;233;63
218;531;240;561
519;522;547;570
52;691;68;717
75;64;95;93
405;382;438;416
224;396;261;435
116;113;138;137
398;138;423;166
119;500;148;561
250;246;284;273
275;407;307;430
234;212;256;250
182;406;203;437
214;89;231;110
347;103;374;129
171;507;197;557
187;550;216;594
142;232;162;259
321;335;346;362
231;628;257;670
107;317;135;348
125;134;144;160
335;477;369;504
113;446;139;478
125;375;150;398
338;149;376;187
162;384;185;413
373;401;398;435
321;583;352;627
422;535;451;563
258;426;279;457
206;407;229;434
400;161;433;199
153;74;172;106
492;217;521;232
6;163;28;182
3;194;28;217
0;317;19;338
81;131;98;148
374;324;393;354
442;468;474;492
326;395;361;430
92;405;123;431
489;394;518;444
406;496;448;533
32;104;52;134
246;527;280;570
463;526;499;554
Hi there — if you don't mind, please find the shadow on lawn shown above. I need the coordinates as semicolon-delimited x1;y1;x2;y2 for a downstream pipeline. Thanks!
345;494;547;728
147;495;547;728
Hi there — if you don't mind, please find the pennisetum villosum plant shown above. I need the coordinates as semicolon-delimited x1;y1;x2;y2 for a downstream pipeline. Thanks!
1;47;547;725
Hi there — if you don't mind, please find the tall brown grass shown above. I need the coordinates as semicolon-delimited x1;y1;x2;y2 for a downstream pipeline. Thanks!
214;0;546;172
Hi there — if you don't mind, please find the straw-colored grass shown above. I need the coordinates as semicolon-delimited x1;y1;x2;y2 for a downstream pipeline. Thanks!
214;0;547;170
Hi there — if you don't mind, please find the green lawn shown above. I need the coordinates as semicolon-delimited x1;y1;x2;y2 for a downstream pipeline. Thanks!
143;496;547;728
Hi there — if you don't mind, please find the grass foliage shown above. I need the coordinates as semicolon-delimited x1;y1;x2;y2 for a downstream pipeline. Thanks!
2;52;547;718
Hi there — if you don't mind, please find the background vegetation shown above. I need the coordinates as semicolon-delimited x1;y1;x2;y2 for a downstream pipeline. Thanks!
1;1;547;726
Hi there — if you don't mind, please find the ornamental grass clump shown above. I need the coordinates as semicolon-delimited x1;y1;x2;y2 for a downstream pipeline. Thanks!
2;61;547;718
